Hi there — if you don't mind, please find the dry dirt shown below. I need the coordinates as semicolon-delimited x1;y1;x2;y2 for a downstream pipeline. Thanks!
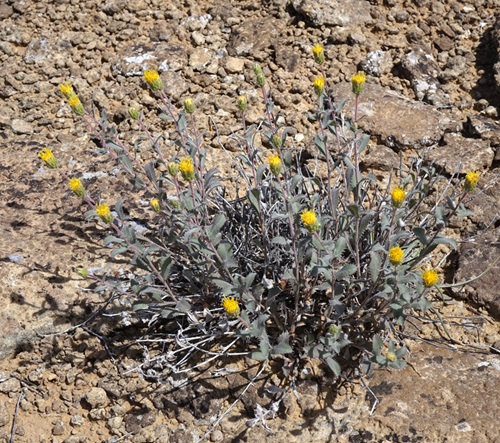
0;0;499;442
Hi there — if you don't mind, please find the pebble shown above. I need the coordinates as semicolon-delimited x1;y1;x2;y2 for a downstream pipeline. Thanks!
0;377;21;393
52;420;65;436
84;387;109;409
11;118;34;134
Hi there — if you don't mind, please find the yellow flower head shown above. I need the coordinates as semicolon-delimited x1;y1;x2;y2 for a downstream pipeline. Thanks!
68;94;84;116
301;209;319;233
388;246;404;266
312;43;325;65
386;351;397;363
184;98;195;114
422;269;439;288
313;75;325;96
69;178;85;197
237;95;248;111
38;148;58;168
58;82;74;99
464;171;479;192
222;296;240;318
96;203;113;224
351;71;367;95
391;186;406;208
151;198;161;212
268;152;282;176
144;69;163;92
179;156;195;182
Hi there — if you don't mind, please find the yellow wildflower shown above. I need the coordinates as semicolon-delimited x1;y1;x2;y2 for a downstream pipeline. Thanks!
391;187;406;208
313;75;325;95
184;98;195;114
69;178;85;197
68;94;84;116
58;82;74;99
268;152;282;176
351;71;367;95
386;351;397;363
222;296;240;318
464;171;479;192
237;95;248;111
388;246;404;266
151;198;161;212
38;148;58;168
312;43;325;65
179;156;195;182
301;209;319;233
96;203;113;224
422;269;439;288
143;69;163;92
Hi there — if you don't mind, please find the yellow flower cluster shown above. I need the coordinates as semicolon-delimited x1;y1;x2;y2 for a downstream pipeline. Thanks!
388;246;404;266
143;69;163;92
58;81;85;116
313;75;325;96
312;43;325;65
69;178;85;197
38;148;58;168
222;296;240;317
268;152;282;176
464;171;479;192
301;209;319;233
422;269;439;288
351;71;367;95
391;186;406;208
96;203;113;224
179;156;195;182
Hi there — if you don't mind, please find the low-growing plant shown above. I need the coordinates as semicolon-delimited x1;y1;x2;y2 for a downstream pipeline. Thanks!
44;47;482;384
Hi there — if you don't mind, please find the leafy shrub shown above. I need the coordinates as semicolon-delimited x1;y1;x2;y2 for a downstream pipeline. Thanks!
45;46;480;381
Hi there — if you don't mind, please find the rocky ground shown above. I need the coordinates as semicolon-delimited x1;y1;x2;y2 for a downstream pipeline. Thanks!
0;0;499;442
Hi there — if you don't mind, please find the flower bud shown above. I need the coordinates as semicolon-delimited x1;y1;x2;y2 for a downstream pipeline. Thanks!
268;152;282;176
143;69;163;92
312;44;325;65
151;198;161;212
386;351;397;363
96;203;113;224
271;133;282;149
351;71;367;96
76;267;90;278
179;156;195;182
168;161;179;177
237;95;248;111
68;94;85;116
128;107;140;120
313;75;325;96
184;98;195;114
464;171;479;192
38;148;58;169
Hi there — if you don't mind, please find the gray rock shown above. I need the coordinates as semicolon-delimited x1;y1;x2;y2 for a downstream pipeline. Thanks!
0;4;14;20
11;119;33;135
335;82;457;150
189;48;213;71
427;133;494;175
359;50;393;77
228;17;282;57
361;144;400;172
52;420;65;436
224;56;245;74
465;116;500;147
292;0;372;28
0;376;21;393
84;387;109;409
0;404;9;427
454;229;500;320
401;46;441;102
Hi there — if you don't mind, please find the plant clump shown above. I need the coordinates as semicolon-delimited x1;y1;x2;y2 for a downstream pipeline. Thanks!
46;47;483;383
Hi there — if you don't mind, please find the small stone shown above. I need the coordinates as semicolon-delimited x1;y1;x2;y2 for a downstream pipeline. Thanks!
210;430;223;441
11;118;34;134
84;387;109;409
52;420;65;436
0;404;9;427
0;4;14;19
0;377;21;393
224;56;245;73
70;414;84;426
107;416;123;433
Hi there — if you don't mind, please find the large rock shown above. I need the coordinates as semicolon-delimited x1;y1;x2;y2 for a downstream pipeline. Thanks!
228;17;283;58
335;82;458;150
292;0;372;28
453;228;500;320
427;132;494;175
